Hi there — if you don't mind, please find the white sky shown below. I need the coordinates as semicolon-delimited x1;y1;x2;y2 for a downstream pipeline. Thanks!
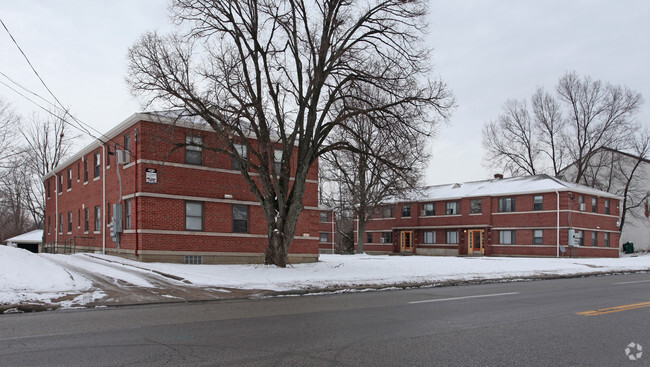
1;1;649;185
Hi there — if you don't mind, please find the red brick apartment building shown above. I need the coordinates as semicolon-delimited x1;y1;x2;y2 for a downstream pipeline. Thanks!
43;112;320;264
318;209;336;254
359;175;622;258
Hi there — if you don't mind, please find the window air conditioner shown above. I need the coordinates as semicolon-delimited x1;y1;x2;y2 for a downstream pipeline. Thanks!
579;203;586;211
380;237;385;243
421;210;427;216
116;149;130;164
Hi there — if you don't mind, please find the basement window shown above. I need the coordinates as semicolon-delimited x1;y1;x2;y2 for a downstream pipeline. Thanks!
185;255;202;264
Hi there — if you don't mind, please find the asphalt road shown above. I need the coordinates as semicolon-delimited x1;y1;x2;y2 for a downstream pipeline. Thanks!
1;273;649;366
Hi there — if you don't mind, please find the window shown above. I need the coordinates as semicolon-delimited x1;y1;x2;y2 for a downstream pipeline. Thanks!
381;232;392;244
232;143;247;170
499;230;516;244
67;169;72;189
107;203;111;225
592;197;598;213
94;206;101;232
273;149;282;173
320;233;329;242
77;162;80;180
94;152;101;178
233;205;249;233
382;206;393;218
58;174;63;194
402;204;411;218
186;201;204;231
46;180;50;198
367;232;373;244
185;135;203;165
59;213;63;234
78;209;81;228
185;255;202;264
84;208;89;232
84;159;88;182
446;201;460;215
124;133;131;153
106;146;111;167
592;231;597;247
48;216;51;235
605;200;610;214
574;230;584;246
533;230;543;245
68;211;73;233
422;203;435;216
533;195;543;211
124;199;132;230
423;231;435;244
498;197;516;212
320;212;329;222
578;195;585;211
446;230;458;244
604;232;610;247
470;199;482;214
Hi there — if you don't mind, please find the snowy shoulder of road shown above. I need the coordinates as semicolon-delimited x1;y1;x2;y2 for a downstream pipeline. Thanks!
0;245;92;305
93;252;650;291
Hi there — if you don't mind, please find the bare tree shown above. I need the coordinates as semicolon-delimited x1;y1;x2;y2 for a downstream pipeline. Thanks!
0;161;34;242
0;99;21;172
484;71;643;180
126;0;453;266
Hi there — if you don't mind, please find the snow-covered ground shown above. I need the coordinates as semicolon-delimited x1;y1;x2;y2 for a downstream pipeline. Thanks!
1;245;649;310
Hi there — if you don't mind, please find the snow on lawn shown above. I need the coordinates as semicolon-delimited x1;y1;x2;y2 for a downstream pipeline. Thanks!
0;245;91;305
92;253;650;292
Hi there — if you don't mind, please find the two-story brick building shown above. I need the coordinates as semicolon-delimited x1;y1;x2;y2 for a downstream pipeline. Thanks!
43;112;320;264
318;208;336;253
359;175;622;258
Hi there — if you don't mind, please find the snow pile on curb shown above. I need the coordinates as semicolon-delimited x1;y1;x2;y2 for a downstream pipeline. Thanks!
92;253;650;291
0;246;91;305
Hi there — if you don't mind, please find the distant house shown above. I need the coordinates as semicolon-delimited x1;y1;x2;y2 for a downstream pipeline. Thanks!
560;147;650;252
358;174;622;258
318;208;336;254
4;229;43;253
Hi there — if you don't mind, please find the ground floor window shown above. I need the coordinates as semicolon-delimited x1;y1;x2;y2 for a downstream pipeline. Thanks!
533;230;543;245
423;231;435;244
233;204;249;233
592;231;597;247
84;208;89;232
367;232;373;244
499;230;516;244
186;201;204;231
59;213;63;234
381;232;392;244
604;232;610;247
446;230;458;244
185;255;202;264
94;206;101;232
68;211;72;233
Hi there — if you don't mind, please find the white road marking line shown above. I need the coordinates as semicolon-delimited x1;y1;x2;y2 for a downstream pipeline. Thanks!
614;279;650;285
409;292;520;304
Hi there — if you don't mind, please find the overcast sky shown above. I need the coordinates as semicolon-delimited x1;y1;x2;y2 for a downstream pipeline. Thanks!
2;1;649;185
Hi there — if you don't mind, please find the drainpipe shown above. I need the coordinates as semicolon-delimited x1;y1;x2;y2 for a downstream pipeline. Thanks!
556;191;560;257
331;211;335;253
134;128;139;258
102;144;106;255
55;173;58;244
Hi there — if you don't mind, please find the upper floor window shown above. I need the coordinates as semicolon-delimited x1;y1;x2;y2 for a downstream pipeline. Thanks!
58;174;63;193
319;233;329;242
232;143;247;170
94;152;100;178
124;133;131;153
470;199;482;214
46;180;50;199
84;159;88;182
319;212;329;222
422;203;435;216
533;195;543;211
446;201;460;215
578;195;585;211
382;206;393;218
605;199;610;214
498;197;516;212
592;197;598;213
273;149;282;173
402;204;411;218
77;162;80;180
67;169;72;189
185;135;203;165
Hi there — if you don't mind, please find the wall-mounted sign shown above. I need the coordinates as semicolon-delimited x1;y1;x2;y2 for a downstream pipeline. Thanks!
146;168;157;184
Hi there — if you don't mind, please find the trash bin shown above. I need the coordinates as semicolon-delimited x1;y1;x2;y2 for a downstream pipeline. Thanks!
623;242;634;254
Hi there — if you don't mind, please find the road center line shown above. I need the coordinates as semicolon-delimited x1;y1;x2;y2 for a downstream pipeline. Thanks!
576;301;650;316
614;279;650;285
409;292;519;304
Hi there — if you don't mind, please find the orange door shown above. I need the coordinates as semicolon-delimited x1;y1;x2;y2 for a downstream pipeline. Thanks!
400;231;413;252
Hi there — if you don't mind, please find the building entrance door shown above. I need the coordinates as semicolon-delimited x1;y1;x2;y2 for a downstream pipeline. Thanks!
400;231;413;252
468;230;484;254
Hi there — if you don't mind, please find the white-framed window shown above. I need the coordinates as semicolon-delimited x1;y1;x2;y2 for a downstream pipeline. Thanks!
422;203;435;216
59;213;63;234
232;143;247;170
67;211;73;233
423;231;436;244
592;197;598;213
605;199;610;214
185;135;203;165
382;206;393;218
446;201;460;215
320;233;329;242
604;232;610;247
402;204;411;218
533;195;543;211
578;195;585;211
320;212;329;222
233;205;249;233
67;169;72;189
94;152;101;178
94;206;101;232
533;229;543;245
273;149;283;173
186;201;204;231
446;230;458;244
592;231;597;246
124;199;132;230
84;208;89;232
499;230;516;244
470;199;482;214
499;197;515;212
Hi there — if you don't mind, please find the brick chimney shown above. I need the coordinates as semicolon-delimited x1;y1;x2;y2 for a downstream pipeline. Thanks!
494;173;504;180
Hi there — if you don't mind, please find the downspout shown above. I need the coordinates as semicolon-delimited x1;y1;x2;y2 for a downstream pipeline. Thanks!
331;211;335;253
556;191;560;257
134;128;138;258
55;173;58;244
102;144;106;255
